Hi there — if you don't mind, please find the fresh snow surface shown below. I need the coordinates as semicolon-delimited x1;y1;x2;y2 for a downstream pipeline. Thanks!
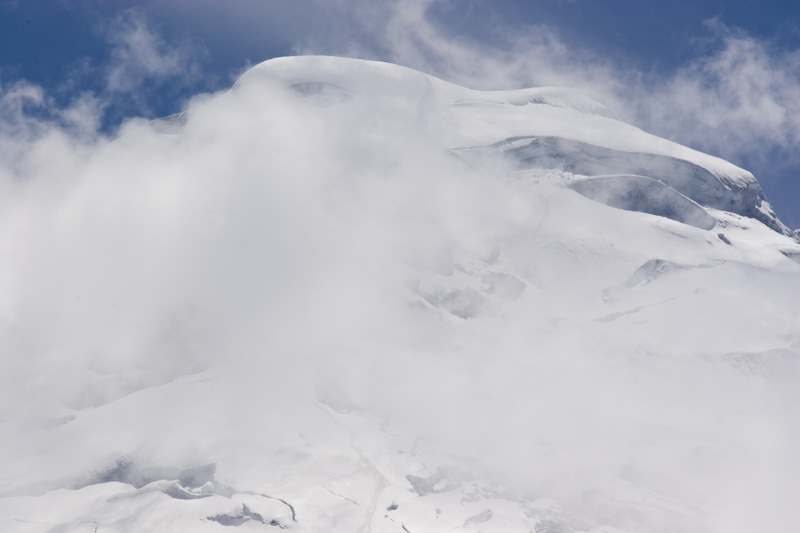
1;56;798;533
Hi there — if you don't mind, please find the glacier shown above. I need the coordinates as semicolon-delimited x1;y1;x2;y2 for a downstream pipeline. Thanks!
0;56;798;533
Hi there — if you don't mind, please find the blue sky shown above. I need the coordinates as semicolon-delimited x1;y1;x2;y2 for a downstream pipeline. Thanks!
1;0;798;229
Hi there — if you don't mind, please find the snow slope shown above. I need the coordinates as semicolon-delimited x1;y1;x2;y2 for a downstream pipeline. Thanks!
1;56;798;533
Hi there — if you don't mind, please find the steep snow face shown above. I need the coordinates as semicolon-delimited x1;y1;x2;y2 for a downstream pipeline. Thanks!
238;55;789;235
1;56;799;533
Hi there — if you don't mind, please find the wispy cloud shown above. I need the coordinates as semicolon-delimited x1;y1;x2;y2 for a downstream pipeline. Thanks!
0;80;45;140
298;0;624;93
633;20;800;168
102;9;198;95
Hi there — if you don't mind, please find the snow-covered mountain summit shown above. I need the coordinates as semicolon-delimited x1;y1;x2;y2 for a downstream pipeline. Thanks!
240;56;791;235
1;56;798;533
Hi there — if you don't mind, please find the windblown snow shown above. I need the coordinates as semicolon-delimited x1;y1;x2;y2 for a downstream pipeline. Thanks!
1;56;798;533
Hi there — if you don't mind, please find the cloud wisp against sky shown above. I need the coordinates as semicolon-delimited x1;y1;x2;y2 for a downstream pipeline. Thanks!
102;9;200;98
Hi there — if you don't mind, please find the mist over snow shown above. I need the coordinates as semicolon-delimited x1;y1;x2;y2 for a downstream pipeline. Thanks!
0;7;799;533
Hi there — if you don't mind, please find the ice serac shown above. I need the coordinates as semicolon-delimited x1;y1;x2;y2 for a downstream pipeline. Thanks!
454;135;784;233
239;55;789;234
567;174;717;230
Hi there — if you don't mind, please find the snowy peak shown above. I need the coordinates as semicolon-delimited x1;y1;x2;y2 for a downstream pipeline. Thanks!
3;55;799;533
237;55;789;234
236;55;614;116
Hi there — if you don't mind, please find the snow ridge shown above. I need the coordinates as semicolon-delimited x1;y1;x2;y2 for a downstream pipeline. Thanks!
239;55;789;234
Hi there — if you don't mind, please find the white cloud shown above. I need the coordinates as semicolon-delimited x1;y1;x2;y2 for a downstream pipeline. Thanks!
0;81;46;140
632;20;800;167
102;9;198;95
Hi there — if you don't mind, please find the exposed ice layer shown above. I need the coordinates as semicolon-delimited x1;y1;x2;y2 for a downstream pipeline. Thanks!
567;174;717;230
149;112;188;134
289;81;351;105
457;136;783;233
782;249;800;265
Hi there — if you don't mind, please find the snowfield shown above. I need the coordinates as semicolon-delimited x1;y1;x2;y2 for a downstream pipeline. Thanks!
0;56;798;533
